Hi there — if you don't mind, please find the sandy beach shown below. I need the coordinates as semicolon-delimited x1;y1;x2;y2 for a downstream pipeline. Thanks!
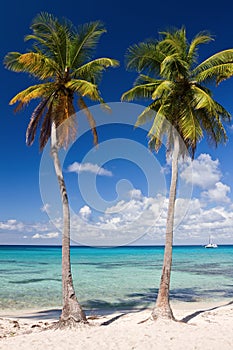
0;300;233;350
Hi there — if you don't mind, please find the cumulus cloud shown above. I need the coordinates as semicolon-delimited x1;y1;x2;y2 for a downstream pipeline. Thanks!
1;150;233;246
68;192;168;245
32;232;59;239
180;153;221;189
176;202;233;239
129;189;142;199
1;188;233;245
0;219;25;231
0;219;60;242
65;179;233;246
180;153;231;205
67;162;113;177
79;205;91;220
202;182;231;203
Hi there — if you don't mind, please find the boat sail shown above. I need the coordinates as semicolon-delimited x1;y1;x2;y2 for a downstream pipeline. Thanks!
205;236;218;248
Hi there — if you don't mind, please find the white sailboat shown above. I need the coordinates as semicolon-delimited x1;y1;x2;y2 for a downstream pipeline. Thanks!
205;236;218;248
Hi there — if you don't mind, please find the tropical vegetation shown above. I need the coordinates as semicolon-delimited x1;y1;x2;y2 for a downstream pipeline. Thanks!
121;27;233;320
4;12;119;327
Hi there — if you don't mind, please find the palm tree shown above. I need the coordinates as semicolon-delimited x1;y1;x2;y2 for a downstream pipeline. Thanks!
4;12;119;327
122;27;233;320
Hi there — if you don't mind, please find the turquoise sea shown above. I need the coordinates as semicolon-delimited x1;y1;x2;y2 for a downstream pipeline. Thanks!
0;245;233;311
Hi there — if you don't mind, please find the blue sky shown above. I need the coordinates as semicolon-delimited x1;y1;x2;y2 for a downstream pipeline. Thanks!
1;0;233;246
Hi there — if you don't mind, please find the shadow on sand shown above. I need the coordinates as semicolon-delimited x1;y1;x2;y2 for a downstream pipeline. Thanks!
181;300;233;323
3;298;232;325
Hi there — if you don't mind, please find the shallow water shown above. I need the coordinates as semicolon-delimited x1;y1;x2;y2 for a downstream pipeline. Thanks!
0;245;232;310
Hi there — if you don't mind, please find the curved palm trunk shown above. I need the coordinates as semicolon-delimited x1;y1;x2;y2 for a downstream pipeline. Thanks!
152;134;179;320
50;122;87;327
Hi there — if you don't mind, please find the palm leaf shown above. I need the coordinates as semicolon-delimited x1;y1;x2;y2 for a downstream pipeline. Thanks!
70;21;106;68
125;41;161;73
187;32;213;66
151;80;173;100
73;58;119;81
66;79;102;100
193;49;233;83
4;12;119;151
160;54;189;79
25;12;71;70
26;98;49;146
122;26;232;161
9;83;55;107
121;83;158;101
134;74;159;85
54;96;77;149
78;97;98;145
135;99;162;127
5;52;60;80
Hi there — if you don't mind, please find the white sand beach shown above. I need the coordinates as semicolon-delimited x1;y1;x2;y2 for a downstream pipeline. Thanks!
0;300;233;350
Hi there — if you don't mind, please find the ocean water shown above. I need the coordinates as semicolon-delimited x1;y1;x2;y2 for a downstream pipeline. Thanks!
0;245;233;311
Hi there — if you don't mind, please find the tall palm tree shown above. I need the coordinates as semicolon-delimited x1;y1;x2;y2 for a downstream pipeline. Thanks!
122;27;233;320
4;12;119;327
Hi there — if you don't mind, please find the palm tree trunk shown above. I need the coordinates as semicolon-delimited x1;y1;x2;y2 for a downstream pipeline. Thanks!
50;122;87;327
151;134;180;320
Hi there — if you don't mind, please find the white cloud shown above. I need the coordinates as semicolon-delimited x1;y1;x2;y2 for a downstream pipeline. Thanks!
68;192;167;246
0;219;60;239
202;182;231;203
32;232;59;239
1;150;233;246
1;187;233;245
180;153;231;205
67;162;113;177
129;189;142;199
79;205;91;220
0;219;25;231
180;153;221;189
65;185;233;246
176;202;233;238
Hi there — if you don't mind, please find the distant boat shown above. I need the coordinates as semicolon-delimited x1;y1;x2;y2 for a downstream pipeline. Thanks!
205;236;218;248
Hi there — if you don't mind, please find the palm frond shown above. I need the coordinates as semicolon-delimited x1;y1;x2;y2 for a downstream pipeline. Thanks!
56;98;77;149
123;26;231;160
197;109;227;148
121;84;158;101
148;105;169;140
72;57;119;82
151;80;173;100
125;41;161;73
4;52;60;80
179;103;203;151
160;54;189;80
26;98;49;146
78;97;98;145
135;100;162;127
39;103;53;150
193;49;233;83
9;83;55;107
191;85;228;120
134;74;159;85
187;32;213;66
70;21;106;68
157;27;187;58
66;79;101;101
25;12;72;70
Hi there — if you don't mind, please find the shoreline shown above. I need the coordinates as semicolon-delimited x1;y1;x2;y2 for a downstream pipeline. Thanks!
1;297;232;318
1;300;233;349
